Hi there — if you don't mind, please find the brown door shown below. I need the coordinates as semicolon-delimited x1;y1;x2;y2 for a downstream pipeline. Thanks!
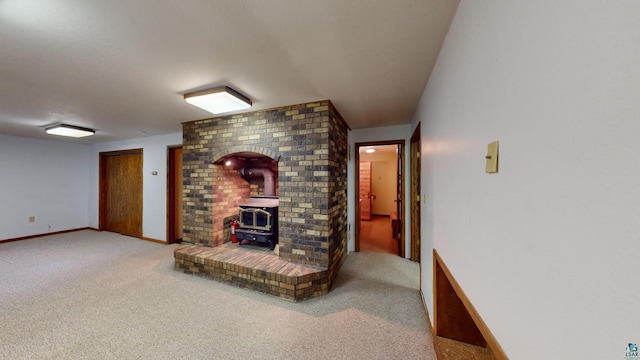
396;144;404;257
359;161;372;221
167;146;183;243
100;150;143;238
410;125;421;262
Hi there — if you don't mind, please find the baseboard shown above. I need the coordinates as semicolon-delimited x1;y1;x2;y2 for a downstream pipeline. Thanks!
420;289;434;332
1;229;169;245
434;249;508;360
0;227;96;244
142;237;167;244
420;289;443;359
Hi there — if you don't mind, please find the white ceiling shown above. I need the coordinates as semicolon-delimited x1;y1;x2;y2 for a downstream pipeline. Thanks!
0;0;459;144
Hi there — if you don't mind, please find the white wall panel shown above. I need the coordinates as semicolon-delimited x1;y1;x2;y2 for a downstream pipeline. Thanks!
0;135;90;240
414;1;640;358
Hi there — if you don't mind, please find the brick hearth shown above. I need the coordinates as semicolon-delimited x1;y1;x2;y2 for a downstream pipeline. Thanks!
174;243;328;301
175;100;349;301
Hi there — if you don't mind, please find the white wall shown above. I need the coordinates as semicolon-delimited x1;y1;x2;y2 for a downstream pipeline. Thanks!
0;135;90;240
88;132;182;242
348;125;411;257
414;1;640;358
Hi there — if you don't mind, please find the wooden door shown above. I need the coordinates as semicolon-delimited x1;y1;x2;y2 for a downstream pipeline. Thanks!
100;150;143;238
167;146;183;243
410;125;421;262
359;161;372;221
396;144;404;257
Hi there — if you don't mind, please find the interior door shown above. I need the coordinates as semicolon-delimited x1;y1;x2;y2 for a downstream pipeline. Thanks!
100;150;143;238
168;146;183;243
359;160;372;221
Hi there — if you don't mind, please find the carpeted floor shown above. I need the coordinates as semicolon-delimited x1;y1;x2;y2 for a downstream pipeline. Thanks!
0;230;436;359
359;215;398;255
435;336;495;360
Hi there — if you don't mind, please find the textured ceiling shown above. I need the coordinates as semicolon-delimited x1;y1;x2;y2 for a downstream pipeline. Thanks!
0;0;459;144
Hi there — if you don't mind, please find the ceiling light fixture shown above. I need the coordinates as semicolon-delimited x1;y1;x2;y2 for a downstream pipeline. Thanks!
365;147;376;153
184;86;252;115
45;124;95;138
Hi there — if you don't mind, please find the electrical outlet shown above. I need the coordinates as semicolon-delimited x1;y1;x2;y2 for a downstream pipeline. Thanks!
28;216;35;223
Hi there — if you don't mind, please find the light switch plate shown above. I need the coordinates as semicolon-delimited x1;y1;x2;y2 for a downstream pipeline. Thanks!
485;141;499;173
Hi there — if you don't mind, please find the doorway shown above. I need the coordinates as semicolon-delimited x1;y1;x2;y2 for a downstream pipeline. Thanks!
410;124;421;262
355;141;405;257
167;146;183;244
99;149;143;238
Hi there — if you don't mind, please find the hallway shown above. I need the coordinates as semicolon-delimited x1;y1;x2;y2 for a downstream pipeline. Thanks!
359;215;398;255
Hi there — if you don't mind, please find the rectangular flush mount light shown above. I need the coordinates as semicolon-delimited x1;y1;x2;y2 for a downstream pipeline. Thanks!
45;124;95;138
184;86;252;114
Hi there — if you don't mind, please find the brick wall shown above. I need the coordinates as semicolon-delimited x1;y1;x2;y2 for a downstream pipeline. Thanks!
182;100;349;270
327;105;349;282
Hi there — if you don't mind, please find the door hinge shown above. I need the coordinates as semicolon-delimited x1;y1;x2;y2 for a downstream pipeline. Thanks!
417;151;420;158
416;195;420;202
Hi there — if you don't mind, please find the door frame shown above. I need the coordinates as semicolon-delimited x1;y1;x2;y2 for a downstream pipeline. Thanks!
410;124;421;263
98;149;144;234
167;145;183;244
354;140;405;256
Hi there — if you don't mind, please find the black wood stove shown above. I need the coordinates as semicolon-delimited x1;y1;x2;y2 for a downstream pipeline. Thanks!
236;197;278;250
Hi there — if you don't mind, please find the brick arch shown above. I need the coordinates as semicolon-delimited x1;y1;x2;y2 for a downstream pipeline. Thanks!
211;145;281;163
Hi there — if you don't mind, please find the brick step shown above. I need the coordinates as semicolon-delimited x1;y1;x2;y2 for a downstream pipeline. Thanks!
174;243;329;301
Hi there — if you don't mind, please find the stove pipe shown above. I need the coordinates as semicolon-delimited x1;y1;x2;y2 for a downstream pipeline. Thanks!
240;166;276;196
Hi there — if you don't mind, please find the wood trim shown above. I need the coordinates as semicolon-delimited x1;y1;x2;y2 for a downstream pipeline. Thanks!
1;229;168;246
396;142;405;258
142;237;168;244
410;125;421;262
411;122;421;142
0;227;97;244
354;144;360;252
434;249;508;360
433;251;438;335
167;145;183;244
99;153;106;231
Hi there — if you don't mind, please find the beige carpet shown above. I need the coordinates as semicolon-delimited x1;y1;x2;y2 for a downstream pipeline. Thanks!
359;215;398;255
435;336;495;360
0;230;436;359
